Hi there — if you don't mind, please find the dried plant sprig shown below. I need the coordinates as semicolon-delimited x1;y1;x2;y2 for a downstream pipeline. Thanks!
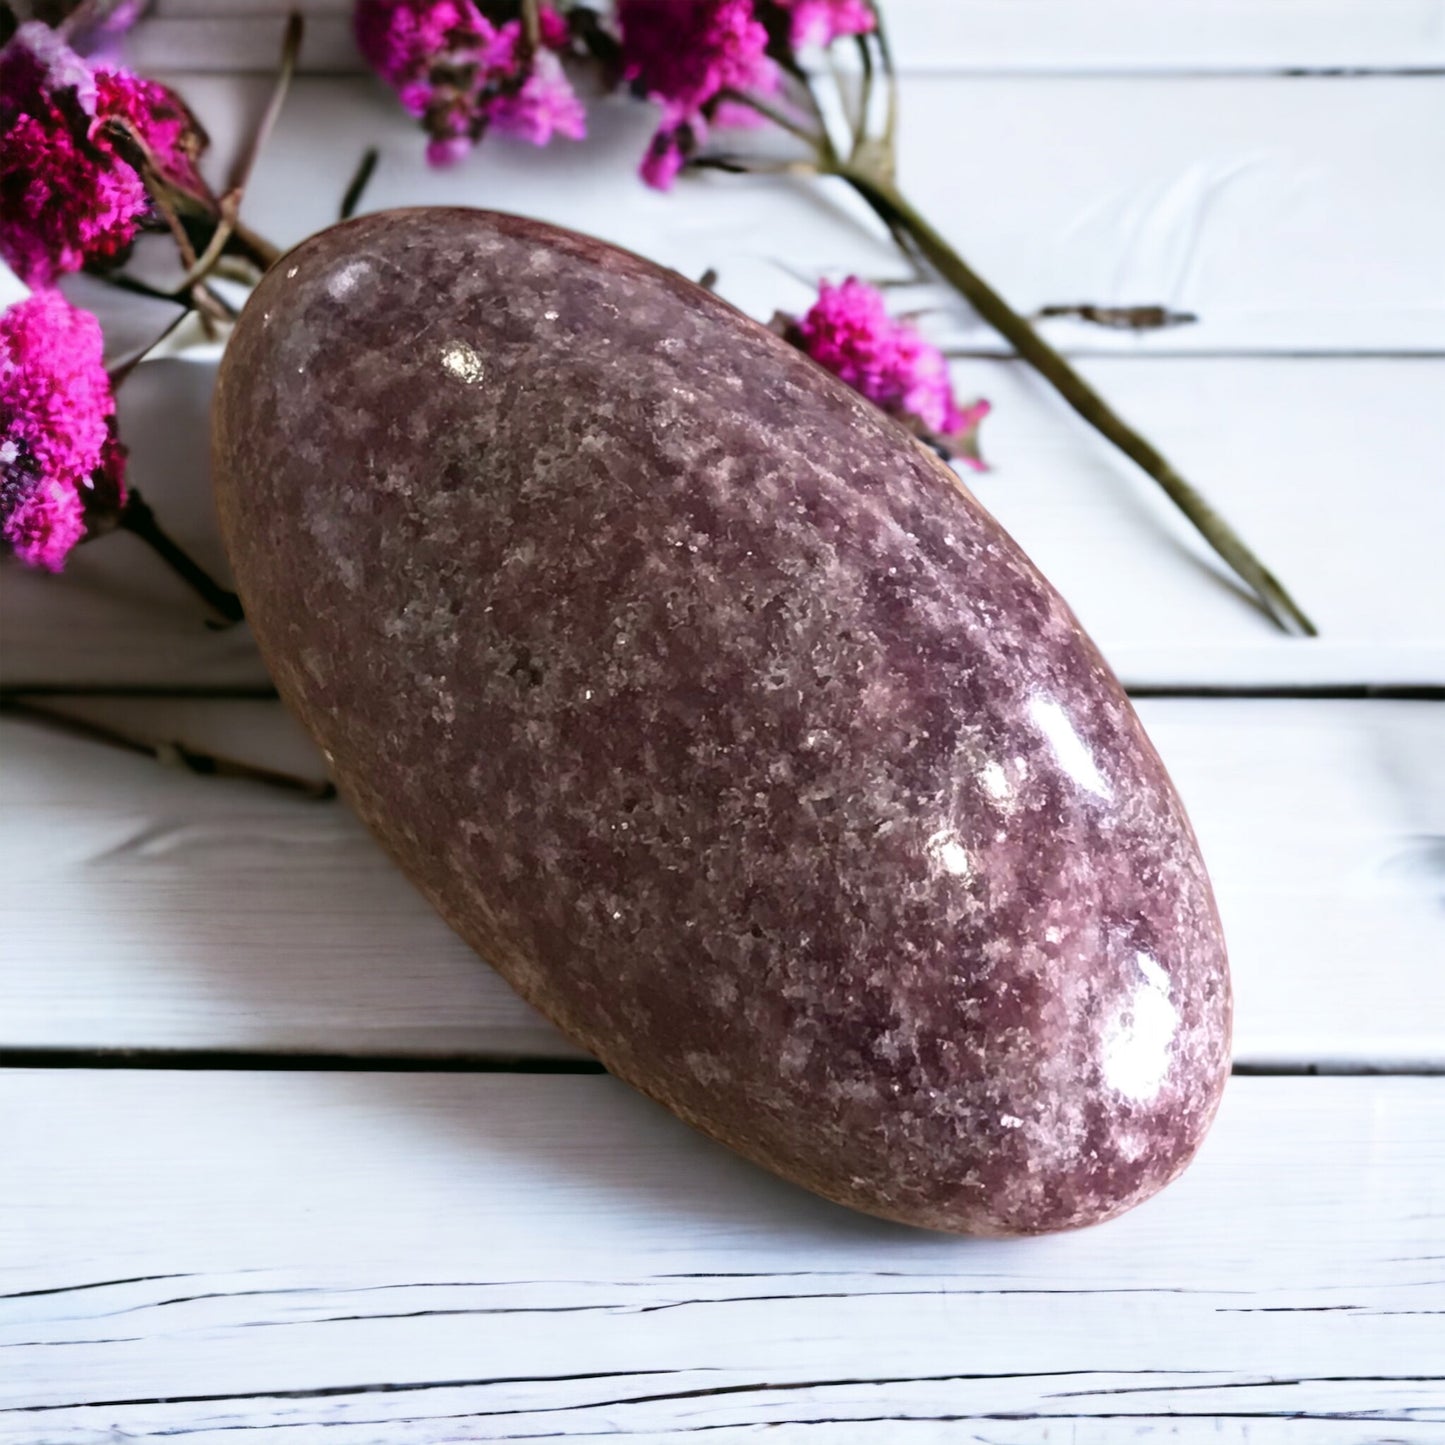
584;0;1316;634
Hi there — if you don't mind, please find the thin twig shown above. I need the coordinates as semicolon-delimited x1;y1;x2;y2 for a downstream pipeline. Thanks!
117;488;245;626
715;88;825;149
520;0;541;53
775;55;838;166
228;219;281;272
691;154;822;178
339;147;380;221
175;189;241;291
872;4;899;153
841;169;1316;635
852;31;875;158
230;12;303;196
105;308;188;389
1035;302;1199;331
827;47;861;148
1;697;335;799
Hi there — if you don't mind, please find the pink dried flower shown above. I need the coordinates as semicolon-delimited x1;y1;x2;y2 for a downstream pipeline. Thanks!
0;21;209;287
536;4;571;49
792;277;990;466
779;0;875;49
1;290;127;571
354;0;488;102
482;21;587;145
354;0;585;164
616;0;777;188
95;65;210;197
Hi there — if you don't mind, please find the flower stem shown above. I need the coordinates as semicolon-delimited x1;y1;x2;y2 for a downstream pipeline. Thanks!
0;696;335;799
717;88;828;150
840;168;1317;636
118;489;244;625
229;219;282;272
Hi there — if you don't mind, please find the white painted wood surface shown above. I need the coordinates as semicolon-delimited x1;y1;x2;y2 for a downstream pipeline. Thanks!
5;352;1445;688
3;1073;1442;1439
6;62;1445;686
133;0;1445;75
4;697;1443;1068
3;5;1443;1437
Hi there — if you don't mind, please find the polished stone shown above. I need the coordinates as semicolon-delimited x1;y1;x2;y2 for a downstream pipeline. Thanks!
214;208;1231;1235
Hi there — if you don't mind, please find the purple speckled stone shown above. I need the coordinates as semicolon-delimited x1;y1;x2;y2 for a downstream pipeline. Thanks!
214;208;1231;1235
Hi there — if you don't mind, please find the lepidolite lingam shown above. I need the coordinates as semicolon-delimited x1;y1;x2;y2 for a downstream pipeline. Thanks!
214;208;1231;1234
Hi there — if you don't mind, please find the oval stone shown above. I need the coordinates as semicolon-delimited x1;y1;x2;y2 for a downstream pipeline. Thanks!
214;208;1231;1235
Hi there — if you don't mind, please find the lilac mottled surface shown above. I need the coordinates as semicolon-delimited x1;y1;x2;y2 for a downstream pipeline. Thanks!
214;208;1231;1235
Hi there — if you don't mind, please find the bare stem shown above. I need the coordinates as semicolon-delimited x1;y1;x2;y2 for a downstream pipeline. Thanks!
229;12;304;195
871;6;899;155
521;0;541;53
229;219;282;272
339;147;381;221
715;88;827;150
118;489;245;626
852;33;875;157
840;168;1316;635
1;697;334;799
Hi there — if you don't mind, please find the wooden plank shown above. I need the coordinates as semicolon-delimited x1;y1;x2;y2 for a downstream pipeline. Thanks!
3;698;1441;1067
2;1073;1441;1438
134;1;1445;74
4;352;1442;689
136;72;1445;357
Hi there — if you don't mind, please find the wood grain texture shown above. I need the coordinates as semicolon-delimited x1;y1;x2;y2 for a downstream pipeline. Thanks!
150;73;1445;356
134;0;1445;74
2;1073;1441;1439
3;698;1441;1067
5;64;1444;688
4;354;1445;689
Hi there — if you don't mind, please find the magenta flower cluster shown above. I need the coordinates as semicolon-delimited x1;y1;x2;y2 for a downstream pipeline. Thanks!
355;1;877;189
795;278;990;465
617;0;874;187
782;0;876;50
353;0;586;166
0;20;188;569
616;0;776;189
0;20;207;287
1;290;127;572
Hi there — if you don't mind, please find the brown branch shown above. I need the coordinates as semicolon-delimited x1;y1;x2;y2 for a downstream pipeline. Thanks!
841;168;1316;635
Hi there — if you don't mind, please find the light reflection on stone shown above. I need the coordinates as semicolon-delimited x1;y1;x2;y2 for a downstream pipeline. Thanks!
1102;952;1180;1103
1029;694;1113;800
441;342;485;384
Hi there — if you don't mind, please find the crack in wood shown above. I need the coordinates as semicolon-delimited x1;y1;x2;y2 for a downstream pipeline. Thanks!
0;1273;196;1301
0;1370;684;1414
1051;1374;1445;1400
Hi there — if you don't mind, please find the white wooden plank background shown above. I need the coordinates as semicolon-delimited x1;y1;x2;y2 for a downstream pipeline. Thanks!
5;61;1444;687
131;0;1445;74
5;351;1444;688
3;1073;1442;1439
143;71;1445;355
3;4;1443;1439
4;697;1442;1068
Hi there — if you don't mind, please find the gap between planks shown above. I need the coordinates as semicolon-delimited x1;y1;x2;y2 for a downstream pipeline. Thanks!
0;1046;1442;1076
